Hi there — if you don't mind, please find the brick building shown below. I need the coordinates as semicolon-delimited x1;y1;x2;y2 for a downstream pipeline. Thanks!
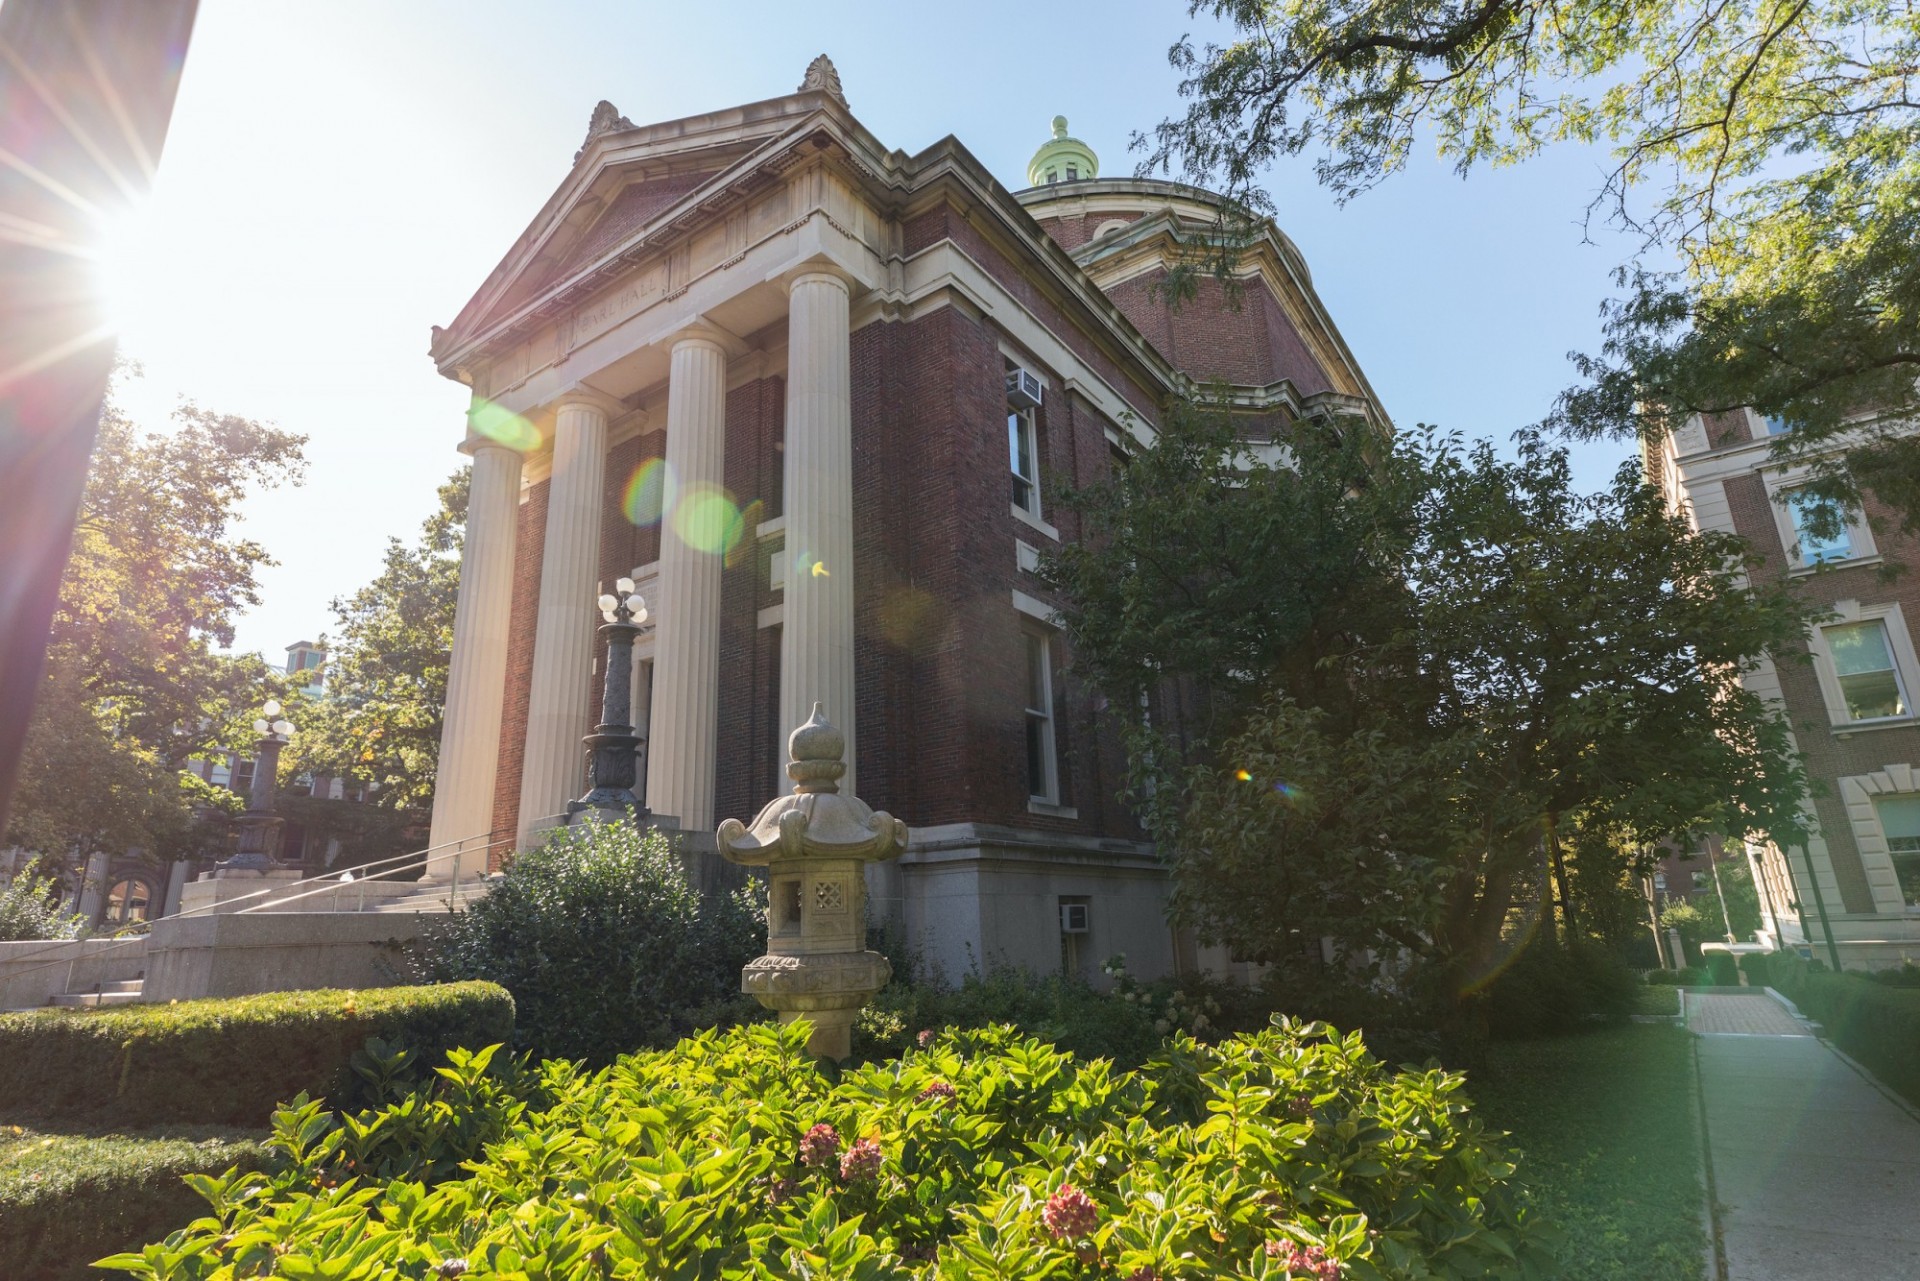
425;62;1388;981
1648;407;1920;969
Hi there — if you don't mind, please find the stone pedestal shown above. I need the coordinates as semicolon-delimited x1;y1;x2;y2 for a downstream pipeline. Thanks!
718;705;906;1060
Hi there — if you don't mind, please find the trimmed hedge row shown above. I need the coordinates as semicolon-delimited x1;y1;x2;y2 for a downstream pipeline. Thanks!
0;982;513;1127
0;1127;268;1281
1754;953;1920;1105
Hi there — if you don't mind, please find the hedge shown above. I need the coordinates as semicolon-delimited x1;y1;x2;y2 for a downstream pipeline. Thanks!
1754;953;1920;1106
0;1126;268;1281
0;982;513;1127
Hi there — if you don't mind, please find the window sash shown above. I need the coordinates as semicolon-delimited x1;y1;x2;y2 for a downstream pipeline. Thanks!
1023;631;1058;802
1826;621;1908;719
1009;410;1037;512
1788;491;1854;563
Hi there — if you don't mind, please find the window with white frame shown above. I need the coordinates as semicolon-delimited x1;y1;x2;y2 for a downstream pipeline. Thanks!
1825;619;1910;720
1023;629;1059;803
1872;795;1920;907
1786;489;1856;563
1009;406;1040;516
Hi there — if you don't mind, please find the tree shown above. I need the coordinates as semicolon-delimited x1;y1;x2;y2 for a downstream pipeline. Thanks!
5;371;306;868
282;467;466;811
1043;398;1814;1012
1142;1;1920;514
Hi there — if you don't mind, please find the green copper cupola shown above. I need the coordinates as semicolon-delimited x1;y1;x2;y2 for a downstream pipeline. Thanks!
1025;115;1098;187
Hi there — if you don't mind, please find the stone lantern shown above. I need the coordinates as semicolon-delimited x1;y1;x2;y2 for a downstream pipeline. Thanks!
717;704;907;1060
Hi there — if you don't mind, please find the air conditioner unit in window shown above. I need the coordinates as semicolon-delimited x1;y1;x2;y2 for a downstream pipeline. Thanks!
1006;368;1044;410
1059;902;1089;934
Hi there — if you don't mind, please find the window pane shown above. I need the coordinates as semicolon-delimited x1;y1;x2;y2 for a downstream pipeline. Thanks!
1025;633;1048;712
1790;492;1853;562
1840;669;1906;719
1026;716;1047;795
1764;414;1792;435
1827;622;1894;677
1893;853;1920;907
1877;797;1920;850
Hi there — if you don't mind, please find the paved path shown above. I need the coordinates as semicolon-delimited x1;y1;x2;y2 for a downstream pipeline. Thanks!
1688;991;1920;1280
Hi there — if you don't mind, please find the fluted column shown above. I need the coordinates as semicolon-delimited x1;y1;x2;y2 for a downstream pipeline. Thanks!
645;333;729;828
427;439;523;876
516;392;611;846
780;270;857;793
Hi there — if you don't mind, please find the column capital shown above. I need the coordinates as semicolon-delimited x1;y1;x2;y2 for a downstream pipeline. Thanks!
669;318;749;360
785;262;858;297
553;384;626;420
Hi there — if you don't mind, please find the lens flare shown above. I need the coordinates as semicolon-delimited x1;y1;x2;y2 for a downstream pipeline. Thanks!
1235;769;1253;782
674;484;745;556
727;499;765;569
1272;780;1305;803
623;458;669;526
469;399;540;452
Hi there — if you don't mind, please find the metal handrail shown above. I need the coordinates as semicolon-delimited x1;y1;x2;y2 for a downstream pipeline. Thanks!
0;814;568;1005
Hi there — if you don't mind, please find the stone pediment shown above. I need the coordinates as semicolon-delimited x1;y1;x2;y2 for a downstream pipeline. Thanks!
436;89;855;367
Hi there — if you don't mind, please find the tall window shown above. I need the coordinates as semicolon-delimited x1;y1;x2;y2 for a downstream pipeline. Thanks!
1009;407;1040;516
1763;413;1793;435
1826;620;1908;720
105;878;151;924
1024;630;1059;803
1787;490;1854;563
1873;796;1920;907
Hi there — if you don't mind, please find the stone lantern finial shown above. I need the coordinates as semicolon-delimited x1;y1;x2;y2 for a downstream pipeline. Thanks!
717;704;906;1059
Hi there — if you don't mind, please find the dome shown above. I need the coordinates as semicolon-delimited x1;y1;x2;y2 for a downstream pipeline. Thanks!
1025;115;1098;187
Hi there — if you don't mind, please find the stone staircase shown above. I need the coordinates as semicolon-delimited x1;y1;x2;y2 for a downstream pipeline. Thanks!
50;977;144;1008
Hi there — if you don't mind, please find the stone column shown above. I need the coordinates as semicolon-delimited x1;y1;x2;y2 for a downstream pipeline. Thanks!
516;391;612;847
645;333;729;828
427;439;522;876
781;270;857;793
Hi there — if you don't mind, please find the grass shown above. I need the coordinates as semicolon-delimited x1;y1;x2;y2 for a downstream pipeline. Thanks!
1469;1023;1705;1281
1633;984;1681;1016
0;1121;269;1281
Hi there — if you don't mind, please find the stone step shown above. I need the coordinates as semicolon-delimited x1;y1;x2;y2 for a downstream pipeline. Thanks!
51;990;143;1008
99;979;145;994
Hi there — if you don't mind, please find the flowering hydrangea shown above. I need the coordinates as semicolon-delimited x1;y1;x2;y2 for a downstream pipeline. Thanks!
917;1079;957;1103
1042;1183;1100;1239
1266;1240;1341;1279
916;1029;935;1049
766;1176;797;1206
798;1123;841;1169
839;1137;884;1183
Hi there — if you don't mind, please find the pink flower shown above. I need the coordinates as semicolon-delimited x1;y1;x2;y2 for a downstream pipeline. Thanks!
1042;1183;1100;1239
1265;1241;1340;1279
839;1137;884;1182
916;1029;936;1049
918;1079;957;1103
798;1123;841;1169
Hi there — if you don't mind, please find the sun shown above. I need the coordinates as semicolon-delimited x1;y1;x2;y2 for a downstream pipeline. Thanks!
88;196;165;341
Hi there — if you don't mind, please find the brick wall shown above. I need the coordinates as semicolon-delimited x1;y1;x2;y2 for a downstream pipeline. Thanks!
1723;469;1920;913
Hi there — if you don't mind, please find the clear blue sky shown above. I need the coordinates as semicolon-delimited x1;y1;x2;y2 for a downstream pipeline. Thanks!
108;0;1639;663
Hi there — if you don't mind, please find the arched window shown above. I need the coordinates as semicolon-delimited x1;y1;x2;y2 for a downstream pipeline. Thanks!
105;877;153;924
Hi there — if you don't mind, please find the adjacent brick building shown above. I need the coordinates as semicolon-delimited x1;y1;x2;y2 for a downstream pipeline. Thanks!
425;63;1389;981
1648;408;1920;968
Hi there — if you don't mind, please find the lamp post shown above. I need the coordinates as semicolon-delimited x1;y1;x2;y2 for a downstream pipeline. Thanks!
568;578;651;823
223;700;294;873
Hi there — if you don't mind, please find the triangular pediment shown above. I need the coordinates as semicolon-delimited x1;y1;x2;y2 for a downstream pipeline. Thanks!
436;88;846;363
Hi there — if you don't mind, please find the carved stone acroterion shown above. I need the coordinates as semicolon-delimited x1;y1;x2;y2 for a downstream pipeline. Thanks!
575;100;636;162
797;54;848;107
717;704;905;1059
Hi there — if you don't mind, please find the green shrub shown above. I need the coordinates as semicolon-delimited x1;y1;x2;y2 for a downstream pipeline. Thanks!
0;1126;268;1281
1868;962;1920;988
0;865;83;943
1706;953;1740;986
1643;966;1705;986
1737;952;1771;984
0;981;512;1127
1763;954;1920;1105
106;1019;1554;1280
1632;985;1681;1016
429;817;763;1064
1483;940;1636;1038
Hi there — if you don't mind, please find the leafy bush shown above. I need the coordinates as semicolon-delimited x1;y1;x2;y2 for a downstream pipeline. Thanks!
0;982;512;1127
0;1125;268;1281
1632;985;1681;1017
1482;941;1637;1038
1868;962;1920;988
106;1019;1555;1280
1737;952;1771;984
0;865;83;943
1705;953;1740;986
1758;952;1920;1105
428;818;763;1064
1643;966;1705;986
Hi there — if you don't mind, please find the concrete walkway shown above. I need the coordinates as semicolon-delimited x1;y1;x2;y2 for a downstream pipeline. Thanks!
1688;991;1920;1280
